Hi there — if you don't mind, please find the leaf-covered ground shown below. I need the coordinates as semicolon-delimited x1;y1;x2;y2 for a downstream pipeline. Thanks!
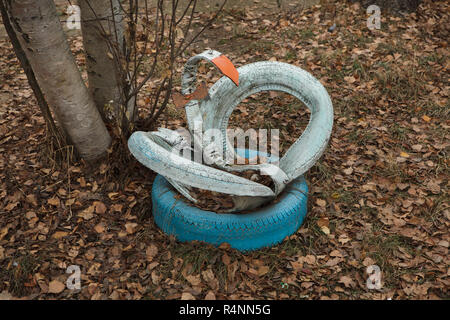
0;0;448;300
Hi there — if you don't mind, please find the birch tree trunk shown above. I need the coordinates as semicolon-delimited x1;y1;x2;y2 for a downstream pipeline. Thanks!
78;0;134;122
0;0;62;140
6;0;111;160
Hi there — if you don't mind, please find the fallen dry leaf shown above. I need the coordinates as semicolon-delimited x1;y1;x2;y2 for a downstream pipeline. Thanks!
146;244;158;261
205;291;216;300
94;223;106;233
422;115;431;122
0;227;8;241
320;226;330;235
339;275;355;288
125;222;138;234
48;280;65;294
400;151;410;158
94;201;107;214
316;199;327;207
257;265;270;276
78;205;95;220
181;292;196;300
47;197;60;207
52;231;69;239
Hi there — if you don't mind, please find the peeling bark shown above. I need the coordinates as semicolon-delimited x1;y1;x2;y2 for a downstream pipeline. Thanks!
7;0;111;160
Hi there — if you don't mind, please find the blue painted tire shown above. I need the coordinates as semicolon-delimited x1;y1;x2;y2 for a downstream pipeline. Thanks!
151;174;308;252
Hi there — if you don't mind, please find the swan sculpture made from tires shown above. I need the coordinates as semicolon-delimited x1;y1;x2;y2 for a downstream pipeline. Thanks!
128;49;333;213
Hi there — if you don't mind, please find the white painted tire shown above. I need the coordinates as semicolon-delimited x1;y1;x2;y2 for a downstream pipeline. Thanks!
199;61;334;183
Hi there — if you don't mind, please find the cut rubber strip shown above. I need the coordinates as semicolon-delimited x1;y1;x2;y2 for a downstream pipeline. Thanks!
211;55;239;86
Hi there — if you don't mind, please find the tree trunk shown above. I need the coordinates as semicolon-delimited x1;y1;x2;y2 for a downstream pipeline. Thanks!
78;0;134;123
0;0;62;140
6;0;111;160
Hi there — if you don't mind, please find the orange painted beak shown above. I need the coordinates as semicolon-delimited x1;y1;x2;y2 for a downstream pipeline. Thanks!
211;55;239;86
